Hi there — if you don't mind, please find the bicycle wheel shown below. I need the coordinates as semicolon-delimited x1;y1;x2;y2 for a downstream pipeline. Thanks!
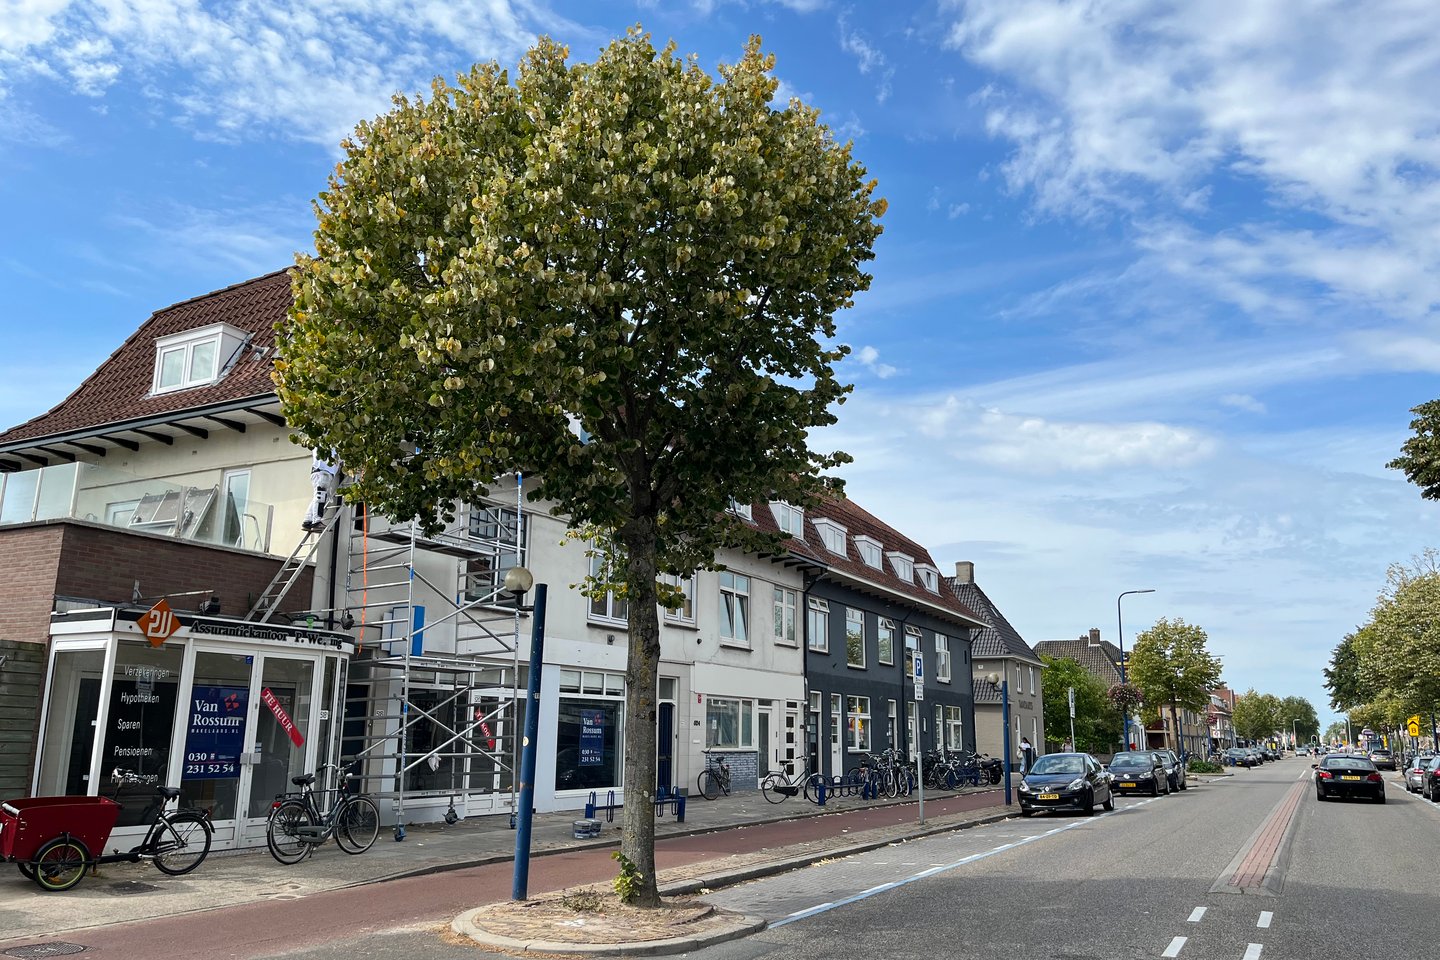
803;773;826;803
697;770;719;800
32;837;89;892
884;768;899;799
335;796;380;854
267;799;314;865
152;811;213;876
760;774;787;804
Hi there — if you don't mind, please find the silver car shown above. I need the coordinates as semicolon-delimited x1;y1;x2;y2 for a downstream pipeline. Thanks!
1405;756;1436;793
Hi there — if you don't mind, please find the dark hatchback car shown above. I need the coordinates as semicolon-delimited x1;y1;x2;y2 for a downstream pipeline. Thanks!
1368;749;1396;770
1018;753;1114;817
1223;747;1257;768
1314;754;1385;803
1107;751;1170;796
1152;749;1188;791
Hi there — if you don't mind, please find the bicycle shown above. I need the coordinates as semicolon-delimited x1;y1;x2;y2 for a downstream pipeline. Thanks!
265;760;380;864
696;750;732;800
5;768;212;892
760;754;822;804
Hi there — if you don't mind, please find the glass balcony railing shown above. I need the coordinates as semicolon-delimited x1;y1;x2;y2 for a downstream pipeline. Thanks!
0;461;273;553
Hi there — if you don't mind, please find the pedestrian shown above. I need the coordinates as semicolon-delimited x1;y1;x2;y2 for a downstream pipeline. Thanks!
1018;736;1037;774
1062;738;1073;753
303;449;341;531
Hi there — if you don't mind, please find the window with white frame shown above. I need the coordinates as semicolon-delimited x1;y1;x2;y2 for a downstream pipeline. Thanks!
904;626;920;676
1029;666;1035;695
807;598;829;652
719;571;750;646
935;704;943;751
916;564;940;592
935;634;952;682
845;607;865;667
944;706;963;750
829;693;842;758
887;552;914;582
846;696;871;751
854;535;882;569
728;499;752;520
772;587;798;646
152;323;244;394
906;702;918;759
705;697;754;748
660;573;695;624
587;548;628;624
814;518;847;555
770;501;804;537
554;669;627;792
887;700;898;750
464;503;528;603
878;618;895;665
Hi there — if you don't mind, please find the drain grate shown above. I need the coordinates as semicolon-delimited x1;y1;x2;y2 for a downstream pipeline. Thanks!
4;943;88;958
103;880;159;896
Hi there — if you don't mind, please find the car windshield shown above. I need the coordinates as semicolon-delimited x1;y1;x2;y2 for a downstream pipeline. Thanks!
1030;755;1084;775
1323;756;1376;771
1109;756;1148;768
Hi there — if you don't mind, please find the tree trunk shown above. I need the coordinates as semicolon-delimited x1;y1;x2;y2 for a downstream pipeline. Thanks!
618;517;663;907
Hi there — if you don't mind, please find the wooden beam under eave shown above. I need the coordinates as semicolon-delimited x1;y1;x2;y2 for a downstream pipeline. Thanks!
251;409;287;428
205;415;246;433
68;441;107;457
107;436;141;452
132;429;174;446
173;423;209;440
35;446;76;463
18;453;48;466
0;459;21;472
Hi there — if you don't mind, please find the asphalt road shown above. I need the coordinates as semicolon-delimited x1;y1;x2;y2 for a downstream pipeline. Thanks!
15;758;1436;960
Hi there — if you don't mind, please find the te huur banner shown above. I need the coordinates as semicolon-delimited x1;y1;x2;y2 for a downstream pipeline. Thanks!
579;709;605;765
182;686;247;780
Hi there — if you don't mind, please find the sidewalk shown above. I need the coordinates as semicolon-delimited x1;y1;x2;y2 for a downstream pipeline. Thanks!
0;784;1010;946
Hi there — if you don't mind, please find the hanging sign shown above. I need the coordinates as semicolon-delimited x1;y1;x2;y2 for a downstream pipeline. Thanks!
142;598;181;647
262;687;305;747
579;710;604;765
182;686;248;779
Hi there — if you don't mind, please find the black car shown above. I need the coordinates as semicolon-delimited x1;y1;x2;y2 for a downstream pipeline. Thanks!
1420;759;1440;801
1314;754;1385;803
1152;749;1188;791
1107;751;1169;796
1018;752;1114;817
1223;747;1257;768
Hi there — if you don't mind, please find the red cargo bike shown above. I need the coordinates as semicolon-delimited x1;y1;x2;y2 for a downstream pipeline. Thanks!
1;770;213;891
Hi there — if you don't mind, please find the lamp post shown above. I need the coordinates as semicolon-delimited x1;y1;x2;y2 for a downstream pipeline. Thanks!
501;566;546;902
1116;589;1155;749
987;672;1013;806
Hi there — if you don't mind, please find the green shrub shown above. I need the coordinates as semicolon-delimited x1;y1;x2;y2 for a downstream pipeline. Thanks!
1187;759;1223;774
612;851;644;904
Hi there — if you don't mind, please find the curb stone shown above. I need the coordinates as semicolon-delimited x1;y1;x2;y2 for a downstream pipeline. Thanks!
451;906;768;956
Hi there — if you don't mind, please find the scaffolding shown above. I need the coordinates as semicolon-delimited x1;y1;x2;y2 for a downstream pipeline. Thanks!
272;476;532;831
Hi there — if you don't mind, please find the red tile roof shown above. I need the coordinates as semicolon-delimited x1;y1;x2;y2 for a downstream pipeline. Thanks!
0;270;291;445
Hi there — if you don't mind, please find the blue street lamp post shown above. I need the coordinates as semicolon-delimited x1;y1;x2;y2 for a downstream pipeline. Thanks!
988;672;1013;806
1116;589;1155;750
506;570;545;902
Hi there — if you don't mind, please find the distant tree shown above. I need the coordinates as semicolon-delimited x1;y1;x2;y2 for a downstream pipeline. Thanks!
1040;656;1121;752
1323;631;1370;712
1278;695;1319;743
276;28;885;906
1388;400;1440;499
1232;689;1282;743
1322;720;1348;745
1127;618;1223;751
1361;551;1440;714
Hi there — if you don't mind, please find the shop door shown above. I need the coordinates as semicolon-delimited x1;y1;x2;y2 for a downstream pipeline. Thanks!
239;655;317;846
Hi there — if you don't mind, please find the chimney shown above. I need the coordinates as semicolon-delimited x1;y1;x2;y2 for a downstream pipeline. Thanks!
1088;627;1101;646
954;561;974;584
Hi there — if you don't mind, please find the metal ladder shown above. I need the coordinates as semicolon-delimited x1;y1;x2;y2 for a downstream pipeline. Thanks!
245;498;341;623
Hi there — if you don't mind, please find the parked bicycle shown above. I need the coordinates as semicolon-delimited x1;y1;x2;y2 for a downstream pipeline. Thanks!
696;750;732;800
2;768;212;892
760;754;823;804
265;760;379;864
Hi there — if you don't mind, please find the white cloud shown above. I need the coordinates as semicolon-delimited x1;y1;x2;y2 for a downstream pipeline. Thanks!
1;1;553;146
838;16;894;103
1220;393;1266;415
947;202;969;218
854;344;897;379
944;0;1440;324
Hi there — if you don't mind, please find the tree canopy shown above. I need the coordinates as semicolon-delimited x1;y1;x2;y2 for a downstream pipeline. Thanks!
1231;689;1281;742
276;29;885;906
1127;617;1222;748
1388;399;1440;500
1040;655;1121;752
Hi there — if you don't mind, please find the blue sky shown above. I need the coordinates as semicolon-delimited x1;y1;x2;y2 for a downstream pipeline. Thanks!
5;0;1440;731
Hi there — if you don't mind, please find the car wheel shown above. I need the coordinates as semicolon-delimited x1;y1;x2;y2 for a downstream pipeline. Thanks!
1377;792;1386;804
1083;790;1095;816
1151;780;1160;797
1103;791;1115;812
1316;787;1326;801
1020;808;1034;818
1179;778;1188;791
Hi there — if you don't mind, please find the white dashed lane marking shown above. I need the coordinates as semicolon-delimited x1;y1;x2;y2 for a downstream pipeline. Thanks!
1162;935;1187;957
1187;907;1206;922
1243;944;1263;960
1257;911;1273;928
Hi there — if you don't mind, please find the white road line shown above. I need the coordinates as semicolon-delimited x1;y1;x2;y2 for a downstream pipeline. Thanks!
769;809;1118;928
1161;935;1187;957
1257;911;1273;928
860;883;895;896
1243;943;1263;960
1188;907;1206;922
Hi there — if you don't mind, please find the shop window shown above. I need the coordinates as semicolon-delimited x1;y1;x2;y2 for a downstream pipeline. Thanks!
100;642;185;826
705;697;753;748
554;697;622;792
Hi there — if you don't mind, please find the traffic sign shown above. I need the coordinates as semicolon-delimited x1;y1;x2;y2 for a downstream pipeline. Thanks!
1068;686;1076;719
913;653;924;701
1408;715;1421;737
142;598;181;647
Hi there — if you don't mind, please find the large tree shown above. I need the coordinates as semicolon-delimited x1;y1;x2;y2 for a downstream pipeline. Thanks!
1127;617;1223;751
1039;655;1121;752
1277;696;1319;744
276;30;884;906
1388;400;1440;499
1361;551;1440;715
1232;690;1282;743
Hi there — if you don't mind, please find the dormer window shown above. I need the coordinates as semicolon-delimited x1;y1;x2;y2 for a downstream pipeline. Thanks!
728;499;753;521
853;535;882;569
887;552;914;582
916;564;940;592
770;501;804;537
813;518;847;555
153;323;247;394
